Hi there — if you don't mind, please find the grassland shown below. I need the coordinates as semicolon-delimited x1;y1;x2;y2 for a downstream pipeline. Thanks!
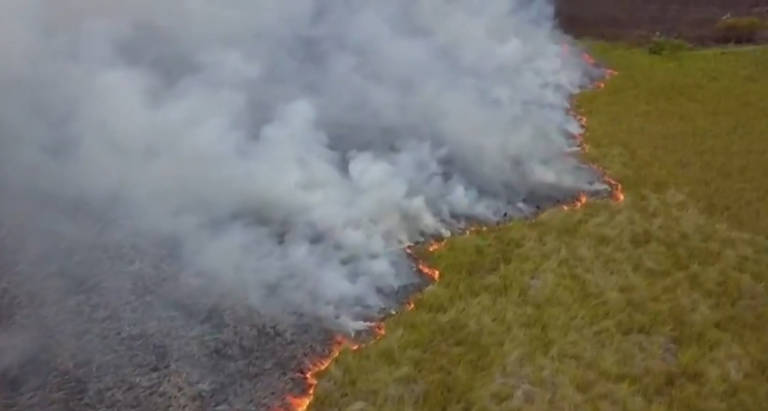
311;44;768;410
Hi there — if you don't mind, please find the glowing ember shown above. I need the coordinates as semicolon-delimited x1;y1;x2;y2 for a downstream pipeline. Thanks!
582;52;596;66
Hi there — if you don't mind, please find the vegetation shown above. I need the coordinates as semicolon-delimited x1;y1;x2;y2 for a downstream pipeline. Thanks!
312;44;768;410
715;17;766;43
647;37;691;55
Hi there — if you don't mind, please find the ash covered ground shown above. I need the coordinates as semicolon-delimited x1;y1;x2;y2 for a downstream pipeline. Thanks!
0;1;610;409
0;207;332;410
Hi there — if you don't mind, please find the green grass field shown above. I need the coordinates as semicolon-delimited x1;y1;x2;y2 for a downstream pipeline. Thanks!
311;44;768;411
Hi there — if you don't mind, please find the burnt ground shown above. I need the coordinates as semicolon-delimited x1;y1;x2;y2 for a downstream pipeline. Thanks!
0;216;335;411
0;185;606;410
0;184;609;410
555;0;768;44
0;190;429;411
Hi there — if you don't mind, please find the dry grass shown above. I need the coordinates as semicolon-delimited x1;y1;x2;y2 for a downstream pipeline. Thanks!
311;44;768;411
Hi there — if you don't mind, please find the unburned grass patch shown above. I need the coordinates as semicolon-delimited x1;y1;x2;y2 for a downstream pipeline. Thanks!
311;45;768;410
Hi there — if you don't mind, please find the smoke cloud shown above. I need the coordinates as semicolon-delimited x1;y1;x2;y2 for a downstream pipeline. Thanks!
0;0;603;330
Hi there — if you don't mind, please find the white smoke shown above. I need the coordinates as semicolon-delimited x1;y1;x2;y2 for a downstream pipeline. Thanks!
0;0;603;329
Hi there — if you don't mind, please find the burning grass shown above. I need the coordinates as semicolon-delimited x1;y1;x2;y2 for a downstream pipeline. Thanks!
310;44;768;410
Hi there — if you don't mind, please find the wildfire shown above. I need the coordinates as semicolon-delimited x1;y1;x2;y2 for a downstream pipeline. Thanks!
468;225;489;234
405;239;445;282
282;239;443;411
416;261;440;281
371;322;386;338
283;337;347;411
575;114;588;128
582;52;596;66
562;192;588;211
280;49;624;411
427;240;446;252
281;321;391;411
603;175;625;203
568;51;625;206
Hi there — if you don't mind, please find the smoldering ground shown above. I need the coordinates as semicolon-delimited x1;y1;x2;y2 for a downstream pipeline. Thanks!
0;0;605;409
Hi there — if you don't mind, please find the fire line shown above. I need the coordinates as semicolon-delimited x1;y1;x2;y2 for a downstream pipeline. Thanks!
278;51;622;411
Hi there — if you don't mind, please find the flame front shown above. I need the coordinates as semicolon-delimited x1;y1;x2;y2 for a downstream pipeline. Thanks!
582;52;596;66
604;175;625;202
562;192;588;211
427;240;446;252
573;52;625;206
281;240;443;411
279;51;623;411
416;262;440;281
283;337;346;411
405;242;443;282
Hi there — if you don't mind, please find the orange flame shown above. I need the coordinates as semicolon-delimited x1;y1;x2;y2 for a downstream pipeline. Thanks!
569;53;625;206
404;241;443;282
582;50;618;90
427;240;446;252
281;239;444;411
371;322;386;338
283;337;347;411
603;175;625;203
562;192;588;211
416;261;440;281
281;322;391;411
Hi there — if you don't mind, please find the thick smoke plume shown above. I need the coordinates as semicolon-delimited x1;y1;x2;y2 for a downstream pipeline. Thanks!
0;0;603;330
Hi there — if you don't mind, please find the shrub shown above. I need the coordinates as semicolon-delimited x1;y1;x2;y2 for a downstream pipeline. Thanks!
648;37;691;55
715;17;765;43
